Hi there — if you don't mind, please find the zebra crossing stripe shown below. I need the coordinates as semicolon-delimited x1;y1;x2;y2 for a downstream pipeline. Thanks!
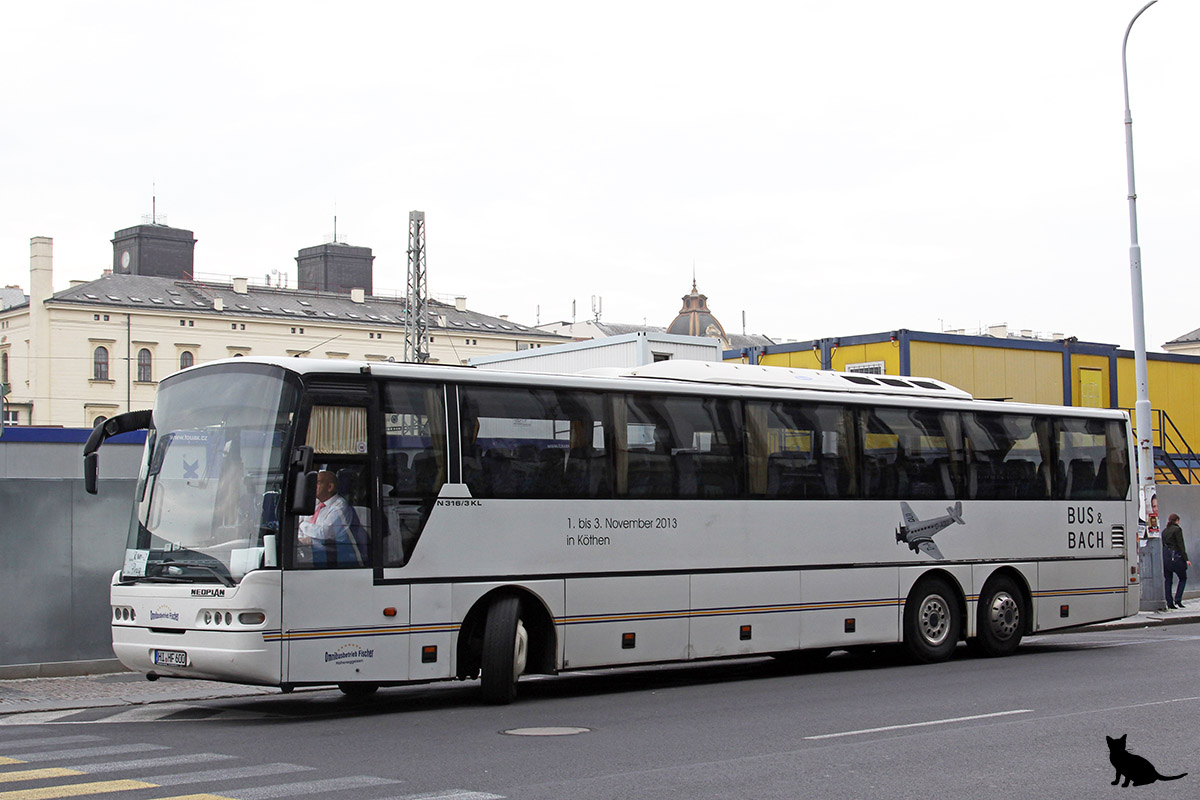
143;765;312;787
388;793;505;800
0;779;158;800
0;771;85;785
64;755;237;775
220;776;401;799
10;746;169;763
148;795;236;800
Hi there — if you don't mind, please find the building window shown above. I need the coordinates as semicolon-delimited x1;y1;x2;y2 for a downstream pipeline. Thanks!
136;348;152;382
103;315;110;321
846;361;886;375
93;346;109;381
2;408;17;426
94;314;100;321
92;415;107;427
180;320;186;326
180;351;194;370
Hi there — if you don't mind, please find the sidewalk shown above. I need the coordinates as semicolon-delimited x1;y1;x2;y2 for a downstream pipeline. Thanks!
3;603;1198;719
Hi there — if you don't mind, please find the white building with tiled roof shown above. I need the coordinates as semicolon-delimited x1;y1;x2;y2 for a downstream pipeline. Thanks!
1;236;568;428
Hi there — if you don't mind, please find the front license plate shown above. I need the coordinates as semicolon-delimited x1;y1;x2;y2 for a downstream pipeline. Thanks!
153;649;188;667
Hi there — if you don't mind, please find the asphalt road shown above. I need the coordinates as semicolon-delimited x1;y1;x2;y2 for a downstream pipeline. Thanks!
3;624;1200;800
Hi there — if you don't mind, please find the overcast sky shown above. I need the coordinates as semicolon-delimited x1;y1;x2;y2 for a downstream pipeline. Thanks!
2;1;1197;351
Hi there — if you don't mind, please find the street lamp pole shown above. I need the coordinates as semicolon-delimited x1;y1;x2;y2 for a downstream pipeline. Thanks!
1122;0;1164;611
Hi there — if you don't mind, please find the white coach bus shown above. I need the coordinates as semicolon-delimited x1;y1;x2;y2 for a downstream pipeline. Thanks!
85;357;1138;703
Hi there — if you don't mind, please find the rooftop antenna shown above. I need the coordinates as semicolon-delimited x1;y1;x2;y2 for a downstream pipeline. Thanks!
591;295;602;323
142;183;167;226
325;202;345;244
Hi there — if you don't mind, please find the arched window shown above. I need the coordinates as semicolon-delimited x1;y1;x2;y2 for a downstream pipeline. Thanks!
137;348;152;382
93;415;108;428
93;347;109;381
180;351;194;370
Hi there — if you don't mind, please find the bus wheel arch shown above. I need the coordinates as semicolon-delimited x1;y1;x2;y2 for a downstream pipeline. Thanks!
457;588;557;687
903;571;965;663
972;569;1029;657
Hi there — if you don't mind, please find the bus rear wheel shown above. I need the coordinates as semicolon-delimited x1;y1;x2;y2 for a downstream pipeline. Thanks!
974;576;1024;657
480;595;528;705
904;577;961;663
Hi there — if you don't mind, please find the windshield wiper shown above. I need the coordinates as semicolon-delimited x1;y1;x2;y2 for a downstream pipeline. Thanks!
159;559;235;587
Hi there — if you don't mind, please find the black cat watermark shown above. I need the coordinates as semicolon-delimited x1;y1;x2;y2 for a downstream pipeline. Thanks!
1107;734;1187;787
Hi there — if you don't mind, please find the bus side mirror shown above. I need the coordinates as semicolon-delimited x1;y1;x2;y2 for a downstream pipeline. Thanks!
85;452;99;495
289;445;317;515
290;470;318;516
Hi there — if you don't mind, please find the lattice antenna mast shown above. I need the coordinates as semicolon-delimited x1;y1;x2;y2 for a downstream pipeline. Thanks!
404;210;430;363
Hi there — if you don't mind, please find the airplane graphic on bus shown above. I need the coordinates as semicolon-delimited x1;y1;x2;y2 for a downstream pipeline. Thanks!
896;501;965;560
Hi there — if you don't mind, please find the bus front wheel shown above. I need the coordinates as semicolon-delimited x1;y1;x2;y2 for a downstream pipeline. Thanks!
480;595;528;705
904;577;961;663
974;576;1024;657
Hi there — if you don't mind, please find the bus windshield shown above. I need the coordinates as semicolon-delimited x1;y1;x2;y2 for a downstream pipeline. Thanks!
122;364;299;585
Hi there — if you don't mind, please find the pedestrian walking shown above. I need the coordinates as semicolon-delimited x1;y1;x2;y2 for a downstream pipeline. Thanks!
1162;512;1190;609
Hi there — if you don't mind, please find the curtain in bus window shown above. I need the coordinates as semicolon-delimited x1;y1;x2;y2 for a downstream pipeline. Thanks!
747;400;856;500
459;385;608;499
617;393;743;499
858;406;960;500
1055;417;1129;500
381;382;447;567
961;412;1051;500
307;406;368;454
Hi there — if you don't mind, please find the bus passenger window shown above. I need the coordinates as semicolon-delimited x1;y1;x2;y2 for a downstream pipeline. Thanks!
1055;417;1129;501
616;393;743;500
858;406;961;501
748;401;856;500
459;386;608;500
962;413;1050;501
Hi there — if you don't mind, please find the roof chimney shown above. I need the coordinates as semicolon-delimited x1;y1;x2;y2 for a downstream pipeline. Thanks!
351;287;365;304
455;296;467;312
214;297;224;311
232;277;248;295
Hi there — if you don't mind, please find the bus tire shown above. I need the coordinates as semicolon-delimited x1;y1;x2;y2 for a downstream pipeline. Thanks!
904;577;960;663
974;576;1024;657
480;595;528;705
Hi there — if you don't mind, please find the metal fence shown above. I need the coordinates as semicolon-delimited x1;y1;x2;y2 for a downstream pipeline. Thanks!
0;431;142;677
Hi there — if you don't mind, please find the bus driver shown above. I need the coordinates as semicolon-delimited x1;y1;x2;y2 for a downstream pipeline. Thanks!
298;470;367;567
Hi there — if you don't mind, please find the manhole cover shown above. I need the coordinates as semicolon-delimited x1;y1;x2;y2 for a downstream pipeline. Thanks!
502;726;591;736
